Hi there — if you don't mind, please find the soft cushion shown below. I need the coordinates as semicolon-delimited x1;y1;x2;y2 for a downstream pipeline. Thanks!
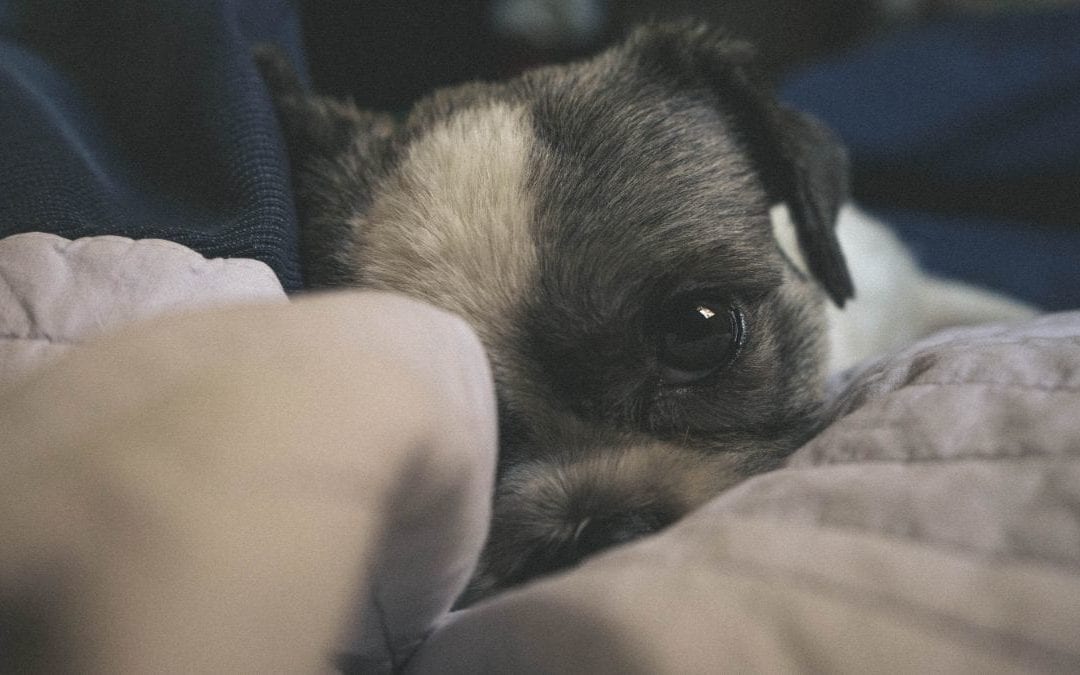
0;232;285;387
411;311;1080;673
0;292;496;672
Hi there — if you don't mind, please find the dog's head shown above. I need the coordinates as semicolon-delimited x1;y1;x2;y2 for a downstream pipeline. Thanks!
258;21;852;604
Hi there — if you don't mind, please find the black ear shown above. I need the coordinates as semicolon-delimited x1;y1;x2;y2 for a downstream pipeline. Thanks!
254;45;399;287
625;22;854;307
253;44;397;165
753;105;854;307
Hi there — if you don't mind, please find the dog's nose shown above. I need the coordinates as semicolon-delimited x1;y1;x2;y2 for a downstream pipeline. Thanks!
575;510;667;558
524;509;671;583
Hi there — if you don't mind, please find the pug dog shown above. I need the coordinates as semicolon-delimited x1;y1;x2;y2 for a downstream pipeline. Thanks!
256;21;854;605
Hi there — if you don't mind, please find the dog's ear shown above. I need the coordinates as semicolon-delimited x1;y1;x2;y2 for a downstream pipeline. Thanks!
756;106;854;306
254;44;397;166
625;22;854;306
254;45;399;287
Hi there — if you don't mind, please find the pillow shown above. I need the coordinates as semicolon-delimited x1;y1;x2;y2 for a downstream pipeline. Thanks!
412;311;1080;673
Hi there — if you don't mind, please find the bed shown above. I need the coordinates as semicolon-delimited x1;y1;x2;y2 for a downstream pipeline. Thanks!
2;233;1078;672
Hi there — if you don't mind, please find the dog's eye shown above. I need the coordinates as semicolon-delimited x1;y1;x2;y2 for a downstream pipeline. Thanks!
656;299;745;385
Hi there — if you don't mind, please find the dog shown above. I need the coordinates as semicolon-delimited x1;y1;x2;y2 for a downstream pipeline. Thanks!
256;21;856;604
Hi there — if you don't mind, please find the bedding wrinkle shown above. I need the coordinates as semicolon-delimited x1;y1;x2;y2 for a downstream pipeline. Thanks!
631;529;1080;672
828;334;1080;421
415;511;1080;673
0;232;285;389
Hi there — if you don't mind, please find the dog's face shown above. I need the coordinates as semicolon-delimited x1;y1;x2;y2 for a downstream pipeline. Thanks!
258;22;852;604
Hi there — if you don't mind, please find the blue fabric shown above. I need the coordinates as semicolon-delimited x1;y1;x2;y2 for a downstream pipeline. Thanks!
782;8;1080;310
782;8;1080;180
868;208;1080;312
0;0;307;290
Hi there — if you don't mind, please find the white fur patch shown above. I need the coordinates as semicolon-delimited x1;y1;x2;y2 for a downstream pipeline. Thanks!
352;104;539;346
826;205;1037;372
769;202;811;279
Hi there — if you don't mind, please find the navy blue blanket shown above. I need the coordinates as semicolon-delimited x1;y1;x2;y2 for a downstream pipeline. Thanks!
783;8;1080;310
0;0;307;290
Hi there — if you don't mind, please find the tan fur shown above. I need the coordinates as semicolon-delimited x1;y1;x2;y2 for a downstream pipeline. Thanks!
351;104;540;350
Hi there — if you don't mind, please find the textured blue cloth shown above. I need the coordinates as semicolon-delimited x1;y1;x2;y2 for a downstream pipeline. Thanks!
782;8;1080;310
0;0;307;290
870;208;1080;312
782;8;1080;181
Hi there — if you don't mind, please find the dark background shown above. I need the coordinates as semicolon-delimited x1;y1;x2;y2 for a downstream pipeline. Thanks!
301;0;878;107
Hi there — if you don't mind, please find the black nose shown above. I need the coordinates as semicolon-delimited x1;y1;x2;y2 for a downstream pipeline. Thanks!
516;509;671;585
575;510;666;559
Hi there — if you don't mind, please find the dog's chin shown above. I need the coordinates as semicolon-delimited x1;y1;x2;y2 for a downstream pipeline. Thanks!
454;440;780;608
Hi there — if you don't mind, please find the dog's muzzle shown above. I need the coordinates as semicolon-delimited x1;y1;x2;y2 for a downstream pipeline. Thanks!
458;442;747;605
